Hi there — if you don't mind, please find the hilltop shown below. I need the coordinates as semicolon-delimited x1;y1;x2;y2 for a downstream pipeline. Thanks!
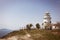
1;29;60;40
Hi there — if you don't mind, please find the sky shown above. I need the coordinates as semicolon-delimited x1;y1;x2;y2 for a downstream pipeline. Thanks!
0;0;60;30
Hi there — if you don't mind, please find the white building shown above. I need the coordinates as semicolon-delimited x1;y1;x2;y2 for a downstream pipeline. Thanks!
42;12;52;29
52;23;60;30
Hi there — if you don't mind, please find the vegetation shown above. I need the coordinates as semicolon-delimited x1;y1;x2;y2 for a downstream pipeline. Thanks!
36;23;40;29
26;24;33;30
2;29;60;40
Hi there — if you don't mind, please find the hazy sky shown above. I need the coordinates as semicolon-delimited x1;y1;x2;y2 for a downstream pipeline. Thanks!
0;0;60;30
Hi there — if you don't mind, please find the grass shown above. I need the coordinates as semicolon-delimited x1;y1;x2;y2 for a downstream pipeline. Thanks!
2;29;60;40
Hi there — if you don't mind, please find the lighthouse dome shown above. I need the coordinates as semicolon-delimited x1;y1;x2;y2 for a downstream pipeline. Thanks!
44;12;51;19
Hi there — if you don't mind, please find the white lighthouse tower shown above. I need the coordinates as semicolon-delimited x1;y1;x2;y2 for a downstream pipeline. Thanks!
42;12;52;29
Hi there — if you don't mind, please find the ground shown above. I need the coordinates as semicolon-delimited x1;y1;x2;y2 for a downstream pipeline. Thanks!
0;29;60;40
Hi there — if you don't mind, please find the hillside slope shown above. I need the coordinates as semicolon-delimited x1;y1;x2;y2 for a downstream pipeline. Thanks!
1;29;60;40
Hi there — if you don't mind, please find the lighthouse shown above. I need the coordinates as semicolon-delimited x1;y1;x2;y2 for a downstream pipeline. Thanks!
42;12;52;29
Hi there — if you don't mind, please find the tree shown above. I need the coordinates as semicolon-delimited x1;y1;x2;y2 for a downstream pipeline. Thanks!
26;24;33;30
26;24;30;30
30;24;33;28
36;23;40;29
